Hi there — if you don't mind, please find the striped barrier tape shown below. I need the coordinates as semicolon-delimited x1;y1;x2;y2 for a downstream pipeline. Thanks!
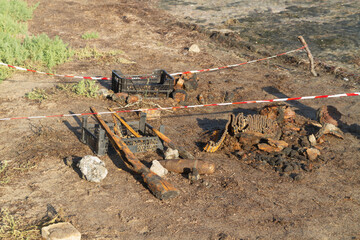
1;92;358;121
0;46;305;80
170;46;306;75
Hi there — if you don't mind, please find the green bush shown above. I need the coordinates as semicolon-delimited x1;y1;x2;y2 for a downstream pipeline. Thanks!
25;88;48;102
0;0;72;83
0;0;38;22
71;79;99;98
23;34;74;69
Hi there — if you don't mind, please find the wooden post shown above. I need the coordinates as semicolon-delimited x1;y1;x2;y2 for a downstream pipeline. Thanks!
90;107;179;200
298;36;318;77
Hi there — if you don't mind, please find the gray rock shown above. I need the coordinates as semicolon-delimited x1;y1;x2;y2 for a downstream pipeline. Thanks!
150;160;168;177
42;222;81;240
164;148;179;160
77;155;108;183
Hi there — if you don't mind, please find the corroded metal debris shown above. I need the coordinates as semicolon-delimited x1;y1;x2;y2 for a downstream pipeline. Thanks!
203;104;346;178
204;112;280;153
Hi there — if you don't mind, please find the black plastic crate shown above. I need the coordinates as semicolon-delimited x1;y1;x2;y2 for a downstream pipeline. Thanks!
81;114;165;156
111;69;174;97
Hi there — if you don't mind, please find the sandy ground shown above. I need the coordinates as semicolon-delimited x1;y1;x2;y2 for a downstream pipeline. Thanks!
0;0;360;239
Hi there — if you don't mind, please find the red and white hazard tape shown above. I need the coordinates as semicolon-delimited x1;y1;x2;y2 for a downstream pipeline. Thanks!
170;46;306;75
0;62;111;80
1;92;358;121
0;46;305;80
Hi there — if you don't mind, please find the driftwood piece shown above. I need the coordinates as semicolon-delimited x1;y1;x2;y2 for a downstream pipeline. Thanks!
298;36;318;77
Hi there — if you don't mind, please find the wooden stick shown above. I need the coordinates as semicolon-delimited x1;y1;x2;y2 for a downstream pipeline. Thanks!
91;107;179;200
145;122;195;159
108;108;141;138
298;36;318;77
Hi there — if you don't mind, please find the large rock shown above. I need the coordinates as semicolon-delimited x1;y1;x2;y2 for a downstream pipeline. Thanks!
42;222;81;240
150;160;168;177
77;155;108;183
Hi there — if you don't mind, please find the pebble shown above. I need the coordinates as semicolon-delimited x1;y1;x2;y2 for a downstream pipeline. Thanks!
306;148;321;161
189;44;200;53
283;164;293;172
308;134;317;146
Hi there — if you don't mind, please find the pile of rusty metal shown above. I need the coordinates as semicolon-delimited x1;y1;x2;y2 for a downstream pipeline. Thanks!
204;104;344;177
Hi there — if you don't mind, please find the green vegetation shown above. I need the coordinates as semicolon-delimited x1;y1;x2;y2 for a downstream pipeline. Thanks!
0;209;38;240
81;31;99;40
25;88;48;102
58;79;99;98
71;79;99;98
74;45;134;64
0;160;9;184
0;0;73;82
0;207;68;239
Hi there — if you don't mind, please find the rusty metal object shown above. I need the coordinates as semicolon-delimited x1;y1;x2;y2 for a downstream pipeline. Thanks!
158;159;215;174
174;78;184;90
317;105;341;126
126;94;142;104
230;113;281;139
203;115;232;153
91;107;179;200
204;112;281;153
259;105;295;123
172;89;188;103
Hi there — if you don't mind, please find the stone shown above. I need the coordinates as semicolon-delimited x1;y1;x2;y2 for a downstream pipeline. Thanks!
224;18;240;26
299;136;310;148
283;164;293;172
258;143;282;153
41;222;81;240
283;147;292;156
150;160;168;177
267;139;288;151
77;155;108;183
308;134;317;146
189;168;200;181
238;132;262;147
164;148;179;160
306;148;321;161
189;44;200;53
197;94;205;104
224;91;234;102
